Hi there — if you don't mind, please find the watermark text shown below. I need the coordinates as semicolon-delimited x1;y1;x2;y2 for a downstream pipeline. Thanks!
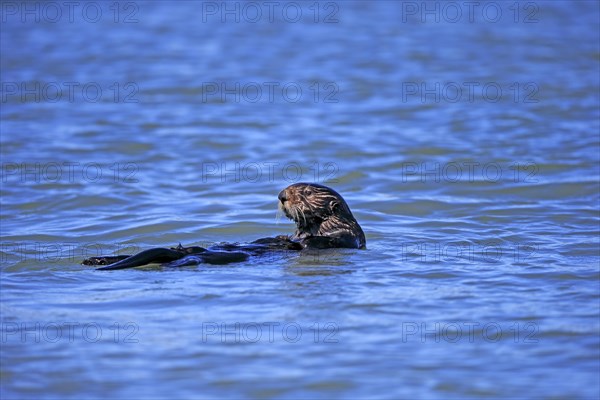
1;82;139;103
1;2;139;23
201;1;339;23
401;321;539;343
401;82;539;103
201;161;339;183
1;162;139;184
201;81;338;104
201;322;339;343
399;162;539;183
400;2;540;24
1;322;139;343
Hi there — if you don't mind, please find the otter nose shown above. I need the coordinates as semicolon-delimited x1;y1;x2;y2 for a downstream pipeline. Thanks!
278;190;287;203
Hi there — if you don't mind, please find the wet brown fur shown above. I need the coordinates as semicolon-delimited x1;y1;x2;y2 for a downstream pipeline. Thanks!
278;183;366;249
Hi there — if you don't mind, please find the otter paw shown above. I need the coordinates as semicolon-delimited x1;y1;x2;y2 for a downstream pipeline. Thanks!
82;256;129;266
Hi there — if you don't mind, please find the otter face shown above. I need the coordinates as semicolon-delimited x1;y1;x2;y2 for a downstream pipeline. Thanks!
278;182;356;237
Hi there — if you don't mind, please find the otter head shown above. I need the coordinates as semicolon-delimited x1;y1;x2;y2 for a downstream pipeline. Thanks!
278;183;366;248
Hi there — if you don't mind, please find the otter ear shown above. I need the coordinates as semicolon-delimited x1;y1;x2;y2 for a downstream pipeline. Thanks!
330;201;339;212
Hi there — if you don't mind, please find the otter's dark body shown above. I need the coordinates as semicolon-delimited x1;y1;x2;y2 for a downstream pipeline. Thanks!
83;183;365;270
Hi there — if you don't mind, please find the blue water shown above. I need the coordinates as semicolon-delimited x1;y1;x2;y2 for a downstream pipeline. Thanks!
1;1;599;399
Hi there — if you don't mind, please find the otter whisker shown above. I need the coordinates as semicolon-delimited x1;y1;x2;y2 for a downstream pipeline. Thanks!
290;206;297;222
299;207;308;228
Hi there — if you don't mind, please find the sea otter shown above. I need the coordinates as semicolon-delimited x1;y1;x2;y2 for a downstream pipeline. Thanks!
83;183;366;270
